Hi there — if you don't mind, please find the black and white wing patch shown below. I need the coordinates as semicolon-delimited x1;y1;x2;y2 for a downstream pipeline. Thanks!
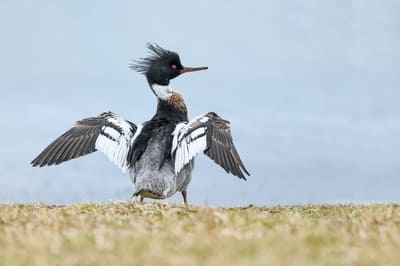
172;112;250;179
31;112;139;173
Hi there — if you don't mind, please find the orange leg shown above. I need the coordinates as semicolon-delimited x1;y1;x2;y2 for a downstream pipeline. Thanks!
181;190;188;205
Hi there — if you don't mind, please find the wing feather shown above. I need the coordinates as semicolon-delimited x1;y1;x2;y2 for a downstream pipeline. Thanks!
48;137;73;166
172;112;250;179
31;112;137;172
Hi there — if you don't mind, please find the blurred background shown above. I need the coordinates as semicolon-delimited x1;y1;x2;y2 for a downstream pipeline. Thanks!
0;1;399;206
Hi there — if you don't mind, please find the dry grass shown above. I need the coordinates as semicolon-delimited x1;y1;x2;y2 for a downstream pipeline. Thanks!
0;203;399;266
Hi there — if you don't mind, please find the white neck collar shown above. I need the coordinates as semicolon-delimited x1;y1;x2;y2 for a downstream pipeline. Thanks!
151;84;174;100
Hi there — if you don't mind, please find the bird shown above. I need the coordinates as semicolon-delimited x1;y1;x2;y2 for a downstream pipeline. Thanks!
31;43;250;204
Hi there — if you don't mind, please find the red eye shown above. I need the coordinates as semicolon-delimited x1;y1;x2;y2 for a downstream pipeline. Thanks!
171;64;177;70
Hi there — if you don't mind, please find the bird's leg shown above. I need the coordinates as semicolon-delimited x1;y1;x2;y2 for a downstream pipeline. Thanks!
130;191;144;204
181;190;188;205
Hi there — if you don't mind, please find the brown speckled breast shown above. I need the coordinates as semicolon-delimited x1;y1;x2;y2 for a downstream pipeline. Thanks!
168;93;187;113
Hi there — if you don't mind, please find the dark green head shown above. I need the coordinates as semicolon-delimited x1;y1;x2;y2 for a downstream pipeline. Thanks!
130;43;207;86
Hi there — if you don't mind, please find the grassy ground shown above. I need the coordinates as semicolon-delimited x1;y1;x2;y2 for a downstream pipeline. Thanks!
0;203;399;266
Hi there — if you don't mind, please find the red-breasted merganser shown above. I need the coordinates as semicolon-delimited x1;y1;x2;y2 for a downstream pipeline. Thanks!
31;43;250;204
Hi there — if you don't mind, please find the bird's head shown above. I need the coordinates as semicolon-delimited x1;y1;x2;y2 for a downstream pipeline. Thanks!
130;43;208;86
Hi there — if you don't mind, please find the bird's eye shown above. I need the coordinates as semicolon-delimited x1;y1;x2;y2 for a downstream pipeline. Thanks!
171;64;177;70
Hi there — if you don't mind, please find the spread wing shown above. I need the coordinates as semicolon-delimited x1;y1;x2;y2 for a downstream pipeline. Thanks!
31;112;139;173
172;112;250;179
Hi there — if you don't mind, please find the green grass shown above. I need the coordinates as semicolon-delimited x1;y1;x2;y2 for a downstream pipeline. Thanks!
0;203;399;266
